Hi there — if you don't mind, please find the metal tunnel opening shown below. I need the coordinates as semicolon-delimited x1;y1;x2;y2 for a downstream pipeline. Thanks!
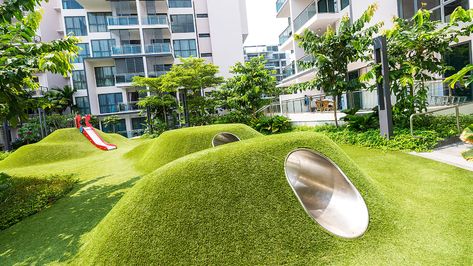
284;149;369;239
212;132;241;147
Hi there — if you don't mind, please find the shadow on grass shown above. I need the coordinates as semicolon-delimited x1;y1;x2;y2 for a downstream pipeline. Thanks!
0;175;141;265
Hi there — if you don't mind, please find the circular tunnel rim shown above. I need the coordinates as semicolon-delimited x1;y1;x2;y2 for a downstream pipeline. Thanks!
211;132;241;147
284;148;370;239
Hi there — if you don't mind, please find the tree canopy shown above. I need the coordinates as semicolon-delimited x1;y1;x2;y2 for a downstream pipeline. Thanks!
0;0;78;125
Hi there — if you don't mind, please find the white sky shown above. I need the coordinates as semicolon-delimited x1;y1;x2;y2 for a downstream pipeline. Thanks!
244;0;288;46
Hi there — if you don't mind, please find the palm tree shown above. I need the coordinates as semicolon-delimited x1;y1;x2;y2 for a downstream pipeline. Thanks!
45;86;77;114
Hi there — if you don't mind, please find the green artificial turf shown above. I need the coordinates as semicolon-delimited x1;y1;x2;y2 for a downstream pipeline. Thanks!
0;126;472;265
125;123;262;172
73;132;393;265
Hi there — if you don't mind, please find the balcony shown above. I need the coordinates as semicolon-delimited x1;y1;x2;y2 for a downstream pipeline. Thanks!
276;0;290;18
293;0;339;33
107;16;139;26
283;62;295;80
297;54;315;72
118;101;140;112
115;73;145;84
279;24;292;46
148;71;169;78
145;43;172;55
111;45;142;56
142;15;168;26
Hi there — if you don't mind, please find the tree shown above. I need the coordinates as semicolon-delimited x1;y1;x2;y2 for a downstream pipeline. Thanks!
363;7;471;127
214;56;277;121
0;0;79;126
102;115;121;133
132;76;176;131
43;86;77;114
160;57;224;126
292;4;381;126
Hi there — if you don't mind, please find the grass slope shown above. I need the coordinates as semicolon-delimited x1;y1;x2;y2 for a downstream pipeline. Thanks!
74;132;392;265
0;129;142;265
126;124;262;173
0;128;129;169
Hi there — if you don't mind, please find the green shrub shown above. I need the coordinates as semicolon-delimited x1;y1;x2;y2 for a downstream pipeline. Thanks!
252;115;292;134
341;107;379;131
0;173;76;230
462;149;473;161
312;125;441;152
411;115;473;137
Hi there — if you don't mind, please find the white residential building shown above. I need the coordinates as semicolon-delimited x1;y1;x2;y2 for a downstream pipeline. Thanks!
39;0;248;137
276;0;472;117
243;45;290;83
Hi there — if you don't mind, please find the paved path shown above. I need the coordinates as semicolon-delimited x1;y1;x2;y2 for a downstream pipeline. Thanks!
411;142;473;172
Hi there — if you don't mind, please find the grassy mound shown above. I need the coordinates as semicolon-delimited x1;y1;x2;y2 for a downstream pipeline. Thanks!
74;132;391;265
126;124;262;172
1;128;128;169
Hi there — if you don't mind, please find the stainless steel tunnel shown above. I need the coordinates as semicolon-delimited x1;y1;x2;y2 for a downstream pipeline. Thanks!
212;132;241;147
284;149;369;239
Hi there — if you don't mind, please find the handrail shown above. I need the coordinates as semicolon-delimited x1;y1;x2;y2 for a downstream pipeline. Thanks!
410;105;461;137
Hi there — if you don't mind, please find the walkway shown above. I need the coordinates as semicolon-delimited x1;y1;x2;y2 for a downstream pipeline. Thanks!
411;142;473;172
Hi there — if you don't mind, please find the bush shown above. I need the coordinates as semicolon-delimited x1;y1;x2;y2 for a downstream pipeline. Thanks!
0;173;76;230
215;110;252;125
252;115;292;135
412;115;473;138
341;107;379;131
309;125;442;152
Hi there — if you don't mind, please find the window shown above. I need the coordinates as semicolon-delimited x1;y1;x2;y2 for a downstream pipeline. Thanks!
173;39;197;58
341;0;349;10
196;14;208;18
95;66;116;87
170;14;194;33
91;39;115;57
444;42;472;100
199;33;210;38
75;97;90;114
399;0;469;21
72;70;87;90
65;16;87;36
62;0;83;9
102;118;126;132
73;43;90;63
88;12;111;32
115;58;144;74
168;0;192;8
201;53;212;57
98;93;123;114
132;117;146;130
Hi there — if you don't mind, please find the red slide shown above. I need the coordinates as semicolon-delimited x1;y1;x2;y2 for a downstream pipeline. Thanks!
75;115;117;151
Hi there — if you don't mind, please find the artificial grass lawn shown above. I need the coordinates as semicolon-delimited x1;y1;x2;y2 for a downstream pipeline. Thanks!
0;127;471;265
125;123;262;172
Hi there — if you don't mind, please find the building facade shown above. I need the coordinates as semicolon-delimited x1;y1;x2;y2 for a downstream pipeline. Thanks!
243;45;290;83
276;0;472;112
40;0;248;137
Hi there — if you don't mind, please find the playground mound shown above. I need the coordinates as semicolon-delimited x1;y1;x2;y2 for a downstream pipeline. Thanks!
74;132;392;265
125;124;262;173
1;128;127;168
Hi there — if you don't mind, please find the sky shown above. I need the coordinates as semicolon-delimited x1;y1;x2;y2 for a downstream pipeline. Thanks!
244;0;287;46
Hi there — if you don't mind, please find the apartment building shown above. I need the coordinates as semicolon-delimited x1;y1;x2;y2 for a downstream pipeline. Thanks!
243;45;290;83
40;0;248;137
276;0;472;112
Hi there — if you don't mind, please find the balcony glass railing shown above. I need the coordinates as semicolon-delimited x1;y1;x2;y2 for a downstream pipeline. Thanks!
118;101;140;112
297;55;315;71
293;0;337;32
145;43;172;54
279;24;292;45
276;0;287;13
148;71;169;78
115;73;145;84
111;44;142;55
283;62;295;79
142;15;168;25
107;16;139;26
